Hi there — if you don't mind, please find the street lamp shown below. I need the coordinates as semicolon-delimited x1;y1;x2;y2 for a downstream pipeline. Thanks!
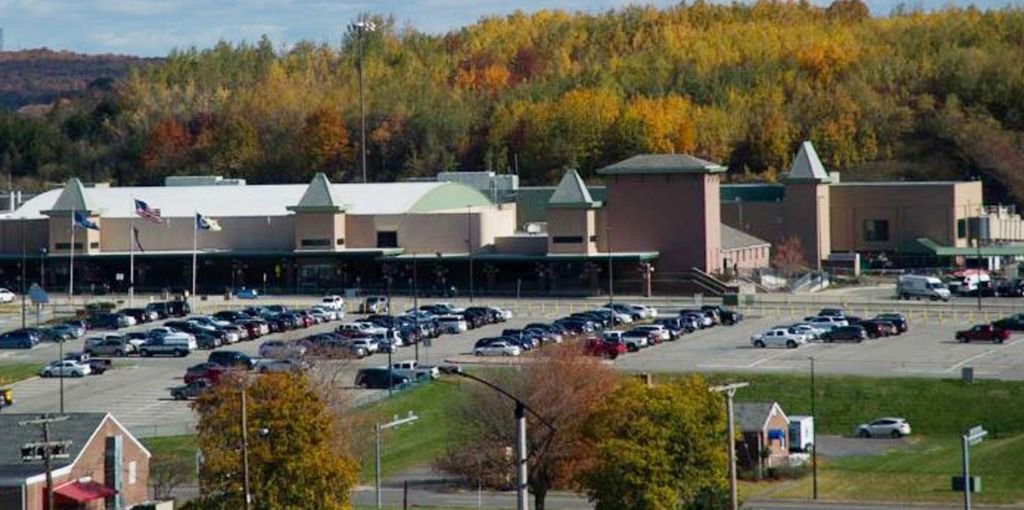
710;382;749;510
350;18;376;184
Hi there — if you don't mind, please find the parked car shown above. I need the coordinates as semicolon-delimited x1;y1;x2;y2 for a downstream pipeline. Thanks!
88;313;129;330
0;288;15;303
359;296;390;314
234;287;259;299
40;360;90;378
788;324;824;340
474;341;521;357
856;417;911;438
389;360;441;380
993;314;1024;331
437;315;468;334
355;367;410;389
0;330;36;349
805;315;849;329
139;337;193;357
121;308;157;324
63;352;110;375
257;358;310;374
53;323;83;339
605;330;647;351
259;340;307;358
896;274;951;301
702;305;744;325
956;324;1010;343
84;336;135;357
631;325;672;343
874;313;909;334
183;363;230;385
823;325;868;343
171;380;211;400
995;278;1024;297
320;295;345;311
207;350;255;370
583;337;627;359
751;328;807;348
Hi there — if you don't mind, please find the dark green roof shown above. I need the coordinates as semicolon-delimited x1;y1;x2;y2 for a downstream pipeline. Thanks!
904;238;1024;256
598;154;726;175
516;186;608;226
720;184;785;202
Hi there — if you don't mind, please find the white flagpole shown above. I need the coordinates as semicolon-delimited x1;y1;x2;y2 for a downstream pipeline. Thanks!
68;208;75;307
192;212;198;309
129;198;135;307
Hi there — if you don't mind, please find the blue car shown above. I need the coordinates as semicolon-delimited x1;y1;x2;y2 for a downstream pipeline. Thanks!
0;331;36;349
235;288;259;299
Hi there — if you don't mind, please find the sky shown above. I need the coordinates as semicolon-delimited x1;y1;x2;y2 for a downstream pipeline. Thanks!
0;0;1021;57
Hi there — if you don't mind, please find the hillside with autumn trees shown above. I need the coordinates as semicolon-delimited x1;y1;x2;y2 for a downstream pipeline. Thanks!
3;1;1024;202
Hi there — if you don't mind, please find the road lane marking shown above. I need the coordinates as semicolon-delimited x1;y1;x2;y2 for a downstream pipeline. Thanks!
944;338;1024;373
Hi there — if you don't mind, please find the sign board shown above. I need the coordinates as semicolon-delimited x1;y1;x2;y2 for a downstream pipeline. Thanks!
967;426;988;445
952;475;982;493
115;273;124;282
28;284;48;305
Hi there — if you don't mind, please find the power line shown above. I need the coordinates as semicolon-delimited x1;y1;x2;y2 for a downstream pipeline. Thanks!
19;415;72;510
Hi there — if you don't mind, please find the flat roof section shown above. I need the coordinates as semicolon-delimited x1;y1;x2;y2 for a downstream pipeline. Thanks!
905;238;1024;256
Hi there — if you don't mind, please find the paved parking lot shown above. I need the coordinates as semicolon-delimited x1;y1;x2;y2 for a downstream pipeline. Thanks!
7;299;1024;436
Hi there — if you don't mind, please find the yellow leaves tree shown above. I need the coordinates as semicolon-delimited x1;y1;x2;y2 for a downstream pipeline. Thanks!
189;373;358;510
300;106;354;180
618;95;697;154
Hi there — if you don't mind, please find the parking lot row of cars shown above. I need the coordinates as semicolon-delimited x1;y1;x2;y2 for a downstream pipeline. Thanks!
751;308;910;348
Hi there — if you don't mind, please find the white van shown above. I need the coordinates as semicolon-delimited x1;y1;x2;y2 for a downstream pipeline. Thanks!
897;275;951;301
320;295;345;311
788;415;815;453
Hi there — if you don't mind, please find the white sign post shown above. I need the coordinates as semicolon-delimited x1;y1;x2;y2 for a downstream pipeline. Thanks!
960;425;987;510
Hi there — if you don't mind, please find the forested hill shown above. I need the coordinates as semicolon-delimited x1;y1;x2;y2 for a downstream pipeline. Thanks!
0;49;156;108
3;2;1024;204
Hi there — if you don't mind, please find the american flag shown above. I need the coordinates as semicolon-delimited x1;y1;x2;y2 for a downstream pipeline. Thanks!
134;199;163;223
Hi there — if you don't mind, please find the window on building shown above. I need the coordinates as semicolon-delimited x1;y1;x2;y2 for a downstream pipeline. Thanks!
54;243;83;251
128;461;137;485
589;235;598;243
957;219;967;239
89;242;99;249
336;238;345;246
301;239;330;247
552;236;584;244
863;220;890;242
377;231;398;248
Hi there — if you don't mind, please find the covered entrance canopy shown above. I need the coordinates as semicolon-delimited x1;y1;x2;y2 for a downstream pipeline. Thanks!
54;480;116;505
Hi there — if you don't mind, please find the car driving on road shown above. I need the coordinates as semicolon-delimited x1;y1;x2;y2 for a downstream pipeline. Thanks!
856;417;911;438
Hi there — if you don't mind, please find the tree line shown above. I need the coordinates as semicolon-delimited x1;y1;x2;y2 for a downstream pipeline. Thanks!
2;2;1024;202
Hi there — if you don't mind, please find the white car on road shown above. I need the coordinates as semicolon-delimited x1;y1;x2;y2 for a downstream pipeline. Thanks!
474;341;521;357
751;328;809;349
856;417;912;438
0;288;15;303
41;360;91;378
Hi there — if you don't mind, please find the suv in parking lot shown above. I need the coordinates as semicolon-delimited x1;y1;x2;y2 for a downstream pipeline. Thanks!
751;328;807;348
355;368;410;389
823;325;867;343
208;351;255;370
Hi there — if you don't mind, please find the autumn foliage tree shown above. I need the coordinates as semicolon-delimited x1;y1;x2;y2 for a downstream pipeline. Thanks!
772;235;808;277
437;345;618;510
188;373;358;510
579;376;728;510
300;107;354;181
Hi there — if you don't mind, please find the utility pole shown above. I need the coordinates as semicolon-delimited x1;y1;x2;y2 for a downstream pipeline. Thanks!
606;225;613;305
375;412;419;508
711;382;750;510
20;219;26;329
810;357;818;500
20;415;72;510
241;389;251;510
467;205;474;303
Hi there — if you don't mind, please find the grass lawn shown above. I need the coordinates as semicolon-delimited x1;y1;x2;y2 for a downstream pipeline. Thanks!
144;434;198;461
352;377;466;481
0;362;43;384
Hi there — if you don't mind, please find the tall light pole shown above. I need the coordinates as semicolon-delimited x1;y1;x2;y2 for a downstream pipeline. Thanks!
467;205;474;303
241;388;252;510
711;382;749;510
351;18;376;183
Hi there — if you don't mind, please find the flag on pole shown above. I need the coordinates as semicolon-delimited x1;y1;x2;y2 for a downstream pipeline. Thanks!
73;211;99;230
134;199;163;223
195;213;222;231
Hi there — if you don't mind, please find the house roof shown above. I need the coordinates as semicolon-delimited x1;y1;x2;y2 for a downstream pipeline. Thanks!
13;181;492;220
722;224;771;251
287;173;345;213
548;169;600;208
734;402;787;431
784;142;831;183
43;178;96;215
516;186;608;225
598;154;727;175
0;413;106;485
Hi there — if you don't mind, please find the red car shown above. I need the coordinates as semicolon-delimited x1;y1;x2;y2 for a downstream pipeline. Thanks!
955;324;1010;344
582;338;627;359
183;362;230;385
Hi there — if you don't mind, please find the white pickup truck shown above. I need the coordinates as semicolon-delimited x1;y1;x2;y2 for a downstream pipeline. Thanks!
389;360;440;380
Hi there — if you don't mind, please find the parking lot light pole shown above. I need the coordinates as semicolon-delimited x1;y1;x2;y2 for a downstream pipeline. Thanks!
467;205;474;303
606;226;613;305
711;382;749;510
376;412;419;509
241;388;251;510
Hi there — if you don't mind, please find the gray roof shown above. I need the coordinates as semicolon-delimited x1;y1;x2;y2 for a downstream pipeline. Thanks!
548;169;600;208
0;413;107;485
44;178;97;215
785;142;830;183
734;402;779;431
288;173;346;213
721;224;771;251
598;154;727;175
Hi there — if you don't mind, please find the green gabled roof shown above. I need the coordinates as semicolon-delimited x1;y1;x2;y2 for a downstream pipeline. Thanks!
720;184;785;202
905;237;1024;256
549;169;601;209
598;154;727;175
784;141;831;183
517;186;608;225
43;178;97;215
288;173;346;213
